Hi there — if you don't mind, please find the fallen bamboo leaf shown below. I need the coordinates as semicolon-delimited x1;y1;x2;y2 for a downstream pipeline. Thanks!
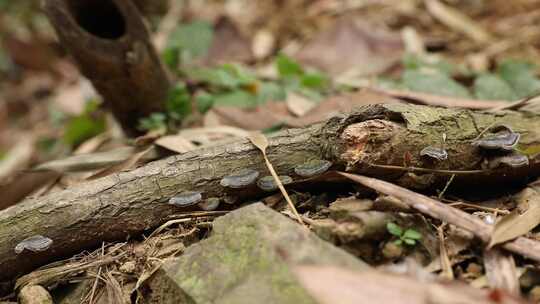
488;188;540;248
87;146;155;180
425;0;493;43
0;170;61;211
34;146;159;173
248;132;305;226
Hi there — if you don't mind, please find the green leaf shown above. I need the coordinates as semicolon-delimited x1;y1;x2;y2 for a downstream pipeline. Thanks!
402;70;471;98
166;83;192;120
64;115;105;147
262;123;286;134
276;54;303;77
138;112;167;131
213;90;258;108
166;21;214;64
402;54;456;75
403;229;422;240
387;222;403;237
403;238;417;246
257;82;287;104
186;67;241;89
498;60;540;98
63;100;106;147
301;72;329;89
393;239;403;246
162;47;180;69
473;73;518;100
195;92;214;114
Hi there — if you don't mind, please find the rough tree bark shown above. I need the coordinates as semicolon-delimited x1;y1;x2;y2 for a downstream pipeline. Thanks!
1;103;540;285
43;0;172;136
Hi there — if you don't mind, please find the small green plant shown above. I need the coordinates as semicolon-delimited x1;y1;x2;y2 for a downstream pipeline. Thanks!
138;112;167;132
63;99;106;147
386;222;422;246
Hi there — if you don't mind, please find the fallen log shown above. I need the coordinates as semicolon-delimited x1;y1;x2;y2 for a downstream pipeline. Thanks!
43;0;172;136
1;103;540;286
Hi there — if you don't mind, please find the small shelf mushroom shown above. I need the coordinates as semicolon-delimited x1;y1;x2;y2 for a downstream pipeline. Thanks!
220;169;260;188
199;198;221;211
472;125;520;151
294;160;332;177
488;153;529;169
15;235;53;254
420;146;448;161
256;175;293;191
168;191;202;207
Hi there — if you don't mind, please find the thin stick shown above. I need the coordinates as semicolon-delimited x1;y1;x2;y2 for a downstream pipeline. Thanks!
339;172;540;262
369;163;486;175
249;133;306;227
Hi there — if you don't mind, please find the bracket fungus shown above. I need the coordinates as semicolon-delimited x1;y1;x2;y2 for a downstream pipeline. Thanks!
15;235;53;254
420;146;448;161
168;191;202;207
488;153;529;169
199;198;221;211
472;125;520;151
256;175;293;191
220;169;260;188
294;160;332;177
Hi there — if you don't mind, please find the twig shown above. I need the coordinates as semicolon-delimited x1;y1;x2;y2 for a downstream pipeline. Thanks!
339;172;540;262
249;133;306;227
369;163;486;175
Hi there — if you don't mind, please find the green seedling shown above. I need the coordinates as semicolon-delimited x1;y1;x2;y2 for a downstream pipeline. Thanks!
386;222;422;246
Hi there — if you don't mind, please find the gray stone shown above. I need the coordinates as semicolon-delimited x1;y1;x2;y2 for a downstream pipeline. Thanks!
145;203;368;304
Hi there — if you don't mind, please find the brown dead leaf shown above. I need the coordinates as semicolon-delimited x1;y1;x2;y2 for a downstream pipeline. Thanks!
203;17;253;65
211;102;289;130
0;134;35;181
155;135;197;154
286;92;317;117
489;188;540;248
294;266;527;304
52;81;88;115
283;90;399;127
296;17;404;76
484;248;520;296
252;29;275;60
368;87;510;109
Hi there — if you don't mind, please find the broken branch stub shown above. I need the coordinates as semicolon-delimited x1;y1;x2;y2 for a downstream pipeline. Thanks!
43;0;172;136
